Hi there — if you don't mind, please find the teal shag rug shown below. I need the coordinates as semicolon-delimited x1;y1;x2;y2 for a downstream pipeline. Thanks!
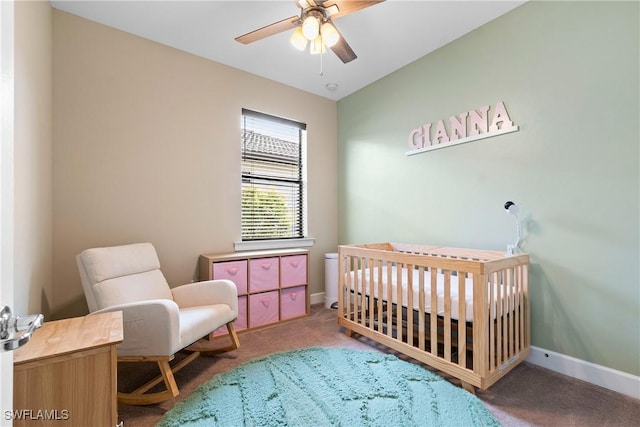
157;347;500;427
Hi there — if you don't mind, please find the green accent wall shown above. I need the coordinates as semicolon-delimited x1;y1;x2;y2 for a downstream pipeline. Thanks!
337;1;639;375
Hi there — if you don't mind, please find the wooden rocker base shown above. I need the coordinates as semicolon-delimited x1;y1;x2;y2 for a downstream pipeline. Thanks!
186;322;241;356
117;322;240;405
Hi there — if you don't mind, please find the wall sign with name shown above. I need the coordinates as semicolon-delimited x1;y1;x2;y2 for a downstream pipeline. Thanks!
406;101;518;156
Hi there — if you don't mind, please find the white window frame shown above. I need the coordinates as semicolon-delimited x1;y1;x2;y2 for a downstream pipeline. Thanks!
235;109;313;251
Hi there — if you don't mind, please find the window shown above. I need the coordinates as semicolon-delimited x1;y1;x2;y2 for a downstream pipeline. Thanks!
241;109;306;241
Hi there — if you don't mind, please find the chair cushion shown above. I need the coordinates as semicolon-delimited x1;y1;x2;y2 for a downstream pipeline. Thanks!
78;242;173;311
179;305;236;348
79;242;161;282
95;270;173;310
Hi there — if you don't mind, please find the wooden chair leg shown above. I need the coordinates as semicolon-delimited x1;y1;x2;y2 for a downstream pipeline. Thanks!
226;322;240;351
157;359;179;397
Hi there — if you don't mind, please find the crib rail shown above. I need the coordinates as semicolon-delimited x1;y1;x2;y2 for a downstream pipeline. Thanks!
337;243;530;390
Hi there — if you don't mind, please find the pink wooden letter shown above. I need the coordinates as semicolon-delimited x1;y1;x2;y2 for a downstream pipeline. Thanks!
469;105;490;135
449;112;468;141
433;120;449;144
489;101;514;131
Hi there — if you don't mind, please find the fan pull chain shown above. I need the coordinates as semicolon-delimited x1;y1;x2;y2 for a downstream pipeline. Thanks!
319;51;324;76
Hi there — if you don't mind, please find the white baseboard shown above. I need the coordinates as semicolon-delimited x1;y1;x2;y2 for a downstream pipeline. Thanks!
310;292;325;306
527;346;639;399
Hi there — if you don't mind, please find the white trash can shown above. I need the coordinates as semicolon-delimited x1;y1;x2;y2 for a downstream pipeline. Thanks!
324;253;338;309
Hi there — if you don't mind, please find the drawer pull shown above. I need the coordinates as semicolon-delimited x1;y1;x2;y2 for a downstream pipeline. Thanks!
260;263;271;271
289;261;299;268
289;292;297;301
225;267;238;276
261;298;271;308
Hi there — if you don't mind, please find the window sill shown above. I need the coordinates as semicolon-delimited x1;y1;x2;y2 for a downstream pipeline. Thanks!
234;238;315;252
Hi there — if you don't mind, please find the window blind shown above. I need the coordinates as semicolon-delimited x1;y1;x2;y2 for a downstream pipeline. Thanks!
241;109;306;241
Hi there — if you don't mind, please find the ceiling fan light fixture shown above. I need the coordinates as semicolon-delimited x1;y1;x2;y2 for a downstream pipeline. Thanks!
320;21;340;47
310;35;326;54
290;26;308;51
302;15;320;40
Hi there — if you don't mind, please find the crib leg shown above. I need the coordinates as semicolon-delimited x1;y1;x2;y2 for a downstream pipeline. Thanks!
461;381;476;395
345;328;353;337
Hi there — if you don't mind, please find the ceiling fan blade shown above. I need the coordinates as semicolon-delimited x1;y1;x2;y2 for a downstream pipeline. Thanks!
235;16;300;45
330;26;357;63
325;0;384;20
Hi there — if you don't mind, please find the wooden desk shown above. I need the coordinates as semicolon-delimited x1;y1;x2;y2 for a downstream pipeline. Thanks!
13;311;123;427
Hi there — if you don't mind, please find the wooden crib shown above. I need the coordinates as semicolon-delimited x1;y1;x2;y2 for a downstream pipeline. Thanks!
338;243;530;392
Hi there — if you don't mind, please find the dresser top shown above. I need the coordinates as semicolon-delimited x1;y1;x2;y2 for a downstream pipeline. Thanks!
200;248;309;262
13;311;123;364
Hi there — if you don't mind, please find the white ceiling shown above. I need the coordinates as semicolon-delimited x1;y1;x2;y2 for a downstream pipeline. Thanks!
50;1;526;101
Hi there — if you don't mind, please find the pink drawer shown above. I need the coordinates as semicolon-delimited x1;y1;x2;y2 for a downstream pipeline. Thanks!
211;296;247;336
249;291;279;328
280;255;307;288
249;257;279;292
213;260;248;295
280;286;307;320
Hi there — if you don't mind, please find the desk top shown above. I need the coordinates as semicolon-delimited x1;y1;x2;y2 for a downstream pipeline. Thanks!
13;311;123;365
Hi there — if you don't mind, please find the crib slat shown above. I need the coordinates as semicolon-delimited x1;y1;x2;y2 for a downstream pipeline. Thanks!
397;263;404;343
495;271;503;368
517;265;524;351
360;257;367;328
354;256;360;324
344;255;350;321
510;268;515;358
350;256;356;323
430;268;438;356
496;270;509;366
514;267;520;353
524;264;529;348
407;264;414;346
339;255;344;316
368;258;375;331
444;270;451;362
458;271;466;368
387;263;393;338
418;266;426;351
489;272;495;372
376;259;383;333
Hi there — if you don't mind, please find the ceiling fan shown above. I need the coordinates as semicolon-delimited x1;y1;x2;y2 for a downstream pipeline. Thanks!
235;0;385;64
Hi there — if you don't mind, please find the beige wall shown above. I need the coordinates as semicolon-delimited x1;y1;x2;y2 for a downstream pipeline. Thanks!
52;10;338;318
14;0;53;317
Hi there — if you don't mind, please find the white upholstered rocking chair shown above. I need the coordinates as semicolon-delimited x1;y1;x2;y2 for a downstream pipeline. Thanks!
76;242;240;405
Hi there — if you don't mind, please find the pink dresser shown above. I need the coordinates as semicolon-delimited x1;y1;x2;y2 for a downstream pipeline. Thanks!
199;249;309;334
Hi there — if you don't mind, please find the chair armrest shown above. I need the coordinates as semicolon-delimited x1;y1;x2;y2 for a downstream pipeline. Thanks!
92;299;180;357
171;279;238;314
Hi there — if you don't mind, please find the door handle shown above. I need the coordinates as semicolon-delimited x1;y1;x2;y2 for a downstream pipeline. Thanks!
0;306;44;352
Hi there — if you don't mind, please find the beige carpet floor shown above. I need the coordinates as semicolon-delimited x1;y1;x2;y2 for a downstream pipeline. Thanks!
118;304;639;426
